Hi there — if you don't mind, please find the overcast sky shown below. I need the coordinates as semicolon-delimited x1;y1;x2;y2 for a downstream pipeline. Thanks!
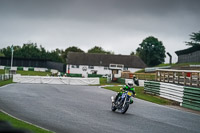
0;0;200;63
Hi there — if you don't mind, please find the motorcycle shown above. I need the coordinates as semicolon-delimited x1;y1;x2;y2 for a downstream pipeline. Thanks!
111;90;134;114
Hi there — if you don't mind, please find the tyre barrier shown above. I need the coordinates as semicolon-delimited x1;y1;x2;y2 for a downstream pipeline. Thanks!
144;81;200;111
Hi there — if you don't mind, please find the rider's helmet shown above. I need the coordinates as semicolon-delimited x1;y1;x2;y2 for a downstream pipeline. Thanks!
127;81;133;88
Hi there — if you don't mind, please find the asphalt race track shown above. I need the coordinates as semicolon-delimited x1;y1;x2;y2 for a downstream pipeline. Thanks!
0;84;200;133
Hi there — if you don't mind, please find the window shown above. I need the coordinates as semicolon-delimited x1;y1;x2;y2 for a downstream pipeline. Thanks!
104;67;109;70
71;65;79;68
124;67;128;71
117;65;123;68
88;66;94;69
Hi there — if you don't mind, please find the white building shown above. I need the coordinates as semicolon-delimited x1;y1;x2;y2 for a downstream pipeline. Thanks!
66;52;146;77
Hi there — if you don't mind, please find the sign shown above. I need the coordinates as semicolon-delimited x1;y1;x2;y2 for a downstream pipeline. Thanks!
82;66;87;71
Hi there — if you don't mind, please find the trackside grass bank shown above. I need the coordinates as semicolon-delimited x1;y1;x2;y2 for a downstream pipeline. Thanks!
0;79;13;87
103;86;174;105
0;69;51;76
0;111;52;133
100;78;125;85
16;70;51;76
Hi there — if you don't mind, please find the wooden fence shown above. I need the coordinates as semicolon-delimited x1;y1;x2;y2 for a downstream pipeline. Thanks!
132;73;156;81
156;69;200;87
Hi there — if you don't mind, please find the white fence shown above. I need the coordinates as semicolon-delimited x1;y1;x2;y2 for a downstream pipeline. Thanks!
144;81;184;104
159;82;184;103
13;75;99;85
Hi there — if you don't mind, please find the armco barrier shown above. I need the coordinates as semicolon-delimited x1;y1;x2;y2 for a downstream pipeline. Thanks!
144;81;160;95
182;86;200;111
144;81;200;111
159;82;184;103
13;75;99;85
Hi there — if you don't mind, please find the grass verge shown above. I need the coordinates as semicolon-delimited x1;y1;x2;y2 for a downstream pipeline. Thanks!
0;69;5;74
0;69;51;76
100;78;125;86
0;79;13;87
103;86;173;105
0;111;52;133
16;70;51;76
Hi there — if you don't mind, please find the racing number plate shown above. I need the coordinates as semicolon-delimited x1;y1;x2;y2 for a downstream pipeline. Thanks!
127;91;132;96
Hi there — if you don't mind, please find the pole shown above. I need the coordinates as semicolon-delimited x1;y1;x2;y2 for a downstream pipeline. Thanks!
11;45;14;70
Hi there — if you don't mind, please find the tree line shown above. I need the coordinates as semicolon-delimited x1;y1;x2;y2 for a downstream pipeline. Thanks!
0;31;199;66
0;44;114;64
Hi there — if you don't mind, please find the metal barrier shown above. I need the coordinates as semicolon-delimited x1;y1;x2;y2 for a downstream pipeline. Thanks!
144;81;200;111
144;81;160;95
0;74;13;81
182;86;200;111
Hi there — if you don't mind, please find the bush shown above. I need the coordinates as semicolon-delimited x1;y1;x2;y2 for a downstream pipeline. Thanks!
88;74;102;78
117;78;125;84
67;73;82;77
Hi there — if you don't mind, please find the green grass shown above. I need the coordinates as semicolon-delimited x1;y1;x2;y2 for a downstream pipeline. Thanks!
0;69;51;76
100;78;125;86
16;70;51;76
17;70;51;76
156;62;200;67
0;69;5;74
0;79;13;87
0;111;52;133
156;63;175;67
135;69;145;73
103;86;173;105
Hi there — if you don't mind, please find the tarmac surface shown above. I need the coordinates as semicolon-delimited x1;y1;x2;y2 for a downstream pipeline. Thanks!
0;83;200;133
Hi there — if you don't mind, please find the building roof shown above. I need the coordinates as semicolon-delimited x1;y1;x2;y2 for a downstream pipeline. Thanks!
67;52;146;68
175;45;200;56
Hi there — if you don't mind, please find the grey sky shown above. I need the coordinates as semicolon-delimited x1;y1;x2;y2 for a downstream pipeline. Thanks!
0;0;200;63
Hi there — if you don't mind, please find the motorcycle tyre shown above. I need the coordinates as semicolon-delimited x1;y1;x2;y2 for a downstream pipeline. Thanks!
120;103;129;114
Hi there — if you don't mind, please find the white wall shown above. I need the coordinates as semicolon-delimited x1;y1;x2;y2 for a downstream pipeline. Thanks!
68;65;143;75
128;68;142;73
13;75;99;85
68;65;111;75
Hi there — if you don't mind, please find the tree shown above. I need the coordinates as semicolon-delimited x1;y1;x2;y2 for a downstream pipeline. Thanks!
62;46;84;63
130;51;135;56
136;36;166;66
0;43;65;63
88;46;112;54
185;31;200;46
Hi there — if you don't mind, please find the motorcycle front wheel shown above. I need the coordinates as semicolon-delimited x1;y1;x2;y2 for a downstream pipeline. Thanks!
120;103;129;114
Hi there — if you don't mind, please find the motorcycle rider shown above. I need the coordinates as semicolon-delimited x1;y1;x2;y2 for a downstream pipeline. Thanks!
114;81;135;104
